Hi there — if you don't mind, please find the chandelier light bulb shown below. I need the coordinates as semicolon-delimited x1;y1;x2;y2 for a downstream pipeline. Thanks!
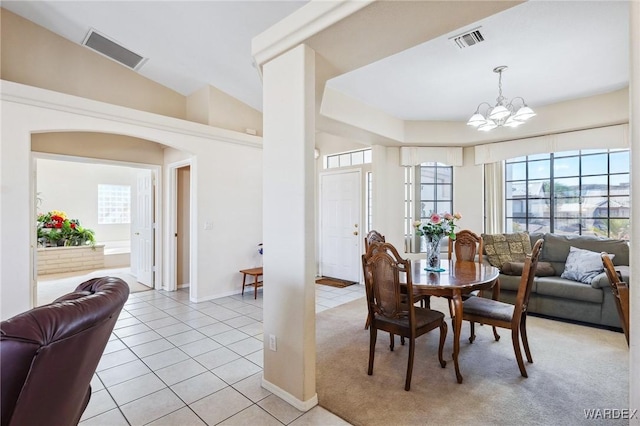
467;66;535;131
513;106;536;122
504;116;524;128
466;113;485;127
478;120;497;131
488;105;510;120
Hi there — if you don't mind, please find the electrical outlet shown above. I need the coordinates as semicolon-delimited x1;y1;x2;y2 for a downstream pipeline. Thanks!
269;334;277;351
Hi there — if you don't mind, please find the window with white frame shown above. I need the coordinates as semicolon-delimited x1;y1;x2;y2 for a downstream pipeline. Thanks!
365;171;373;232
325;148;372;169
98;184;131;224
505;149;630;239
405;162;454;252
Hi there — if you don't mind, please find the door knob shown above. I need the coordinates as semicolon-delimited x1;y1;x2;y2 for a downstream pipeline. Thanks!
353;231;359;236
134;232;140;235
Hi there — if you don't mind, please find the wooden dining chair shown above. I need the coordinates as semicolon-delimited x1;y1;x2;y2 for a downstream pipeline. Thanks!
363;232;429;330
462;238;543;378
364;230;386;251
601;253;630;346
363;231;387;330
445;230;484;316
362;242;447;391
448;230;483;262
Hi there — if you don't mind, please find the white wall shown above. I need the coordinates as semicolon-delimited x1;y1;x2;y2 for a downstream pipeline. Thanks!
0;81;263;319
403;89;629;146
453;147;484;233
36;159;137;242
32;132;165;165
371;145;406;250
188;141;263;302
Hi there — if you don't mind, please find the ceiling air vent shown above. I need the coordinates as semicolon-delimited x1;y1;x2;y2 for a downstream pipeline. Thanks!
82;29;146;70
449;27;485;49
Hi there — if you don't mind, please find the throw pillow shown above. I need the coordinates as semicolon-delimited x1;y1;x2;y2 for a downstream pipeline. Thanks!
482;232;533;268
561;246;614;284
501;261;555;277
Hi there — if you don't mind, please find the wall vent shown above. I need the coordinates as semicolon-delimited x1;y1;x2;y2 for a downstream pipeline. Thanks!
449;27;485;49
82;29;146;70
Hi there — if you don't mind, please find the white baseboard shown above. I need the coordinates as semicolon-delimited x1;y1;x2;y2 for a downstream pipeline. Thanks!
261;376;318;412
191;288;241;303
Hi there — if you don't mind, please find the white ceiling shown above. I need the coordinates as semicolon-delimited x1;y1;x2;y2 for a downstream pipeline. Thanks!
2;1;629;122
327;0;629;121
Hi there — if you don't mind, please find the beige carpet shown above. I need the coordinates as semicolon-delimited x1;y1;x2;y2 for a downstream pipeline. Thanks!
37;267;151;306
316;297;629;425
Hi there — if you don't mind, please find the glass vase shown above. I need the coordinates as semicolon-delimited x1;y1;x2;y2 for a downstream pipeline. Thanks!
424;234;444;272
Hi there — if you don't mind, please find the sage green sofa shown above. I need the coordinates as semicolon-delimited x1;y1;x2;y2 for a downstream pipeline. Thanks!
482;233;630;328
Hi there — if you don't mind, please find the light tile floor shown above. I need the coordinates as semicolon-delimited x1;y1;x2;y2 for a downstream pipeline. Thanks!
79;282;364;426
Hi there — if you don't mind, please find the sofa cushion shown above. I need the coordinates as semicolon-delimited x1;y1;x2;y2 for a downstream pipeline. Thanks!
497;273;536;293
482;232;532;268
591;265;630;289
535;276;603;304
560;246;613;284
541;233;629;266
501;261;555;277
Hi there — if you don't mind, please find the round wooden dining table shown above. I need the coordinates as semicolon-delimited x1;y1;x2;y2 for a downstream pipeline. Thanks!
410;259;500;383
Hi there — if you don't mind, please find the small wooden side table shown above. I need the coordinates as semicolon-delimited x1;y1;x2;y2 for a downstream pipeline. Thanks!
239;267;263;299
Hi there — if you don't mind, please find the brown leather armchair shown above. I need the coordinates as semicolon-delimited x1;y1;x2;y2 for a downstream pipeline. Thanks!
1;277;129;426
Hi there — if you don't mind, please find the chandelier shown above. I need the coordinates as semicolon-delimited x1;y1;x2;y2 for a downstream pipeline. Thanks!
466;66;536;131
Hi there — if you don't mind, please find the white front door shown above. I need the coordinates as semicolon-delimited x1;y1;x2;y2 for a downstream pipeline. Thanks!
320;170;361;282
131;170;154;287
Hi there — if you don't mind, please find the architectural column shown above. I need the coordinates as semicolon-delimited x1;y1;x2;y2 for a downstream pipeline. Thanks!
261;44;317;409
629;0;639;412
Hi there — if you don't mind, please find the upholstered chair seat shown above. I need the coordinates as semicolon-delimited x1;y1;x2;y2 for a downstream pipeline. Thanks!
462;297;514;322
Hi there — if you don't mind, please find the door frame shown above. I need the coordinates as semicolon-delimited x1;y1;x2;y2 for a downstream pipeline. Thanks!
31;152;162;292
318;168;363;282
167;159;194;295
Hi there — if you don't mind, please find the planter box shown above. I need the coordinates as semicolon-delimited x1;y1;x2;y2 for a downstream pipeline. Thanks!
37;244;105;276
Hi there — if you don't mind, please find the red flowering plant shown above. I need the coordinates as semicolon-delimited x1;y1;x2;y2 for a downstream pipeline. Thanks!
37;210;96;247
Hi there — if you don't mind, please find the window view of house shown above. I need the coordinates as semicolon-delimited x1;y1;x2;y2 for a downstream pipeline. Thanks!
405;162;454;252
419;162;453;219
505;149;630;239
